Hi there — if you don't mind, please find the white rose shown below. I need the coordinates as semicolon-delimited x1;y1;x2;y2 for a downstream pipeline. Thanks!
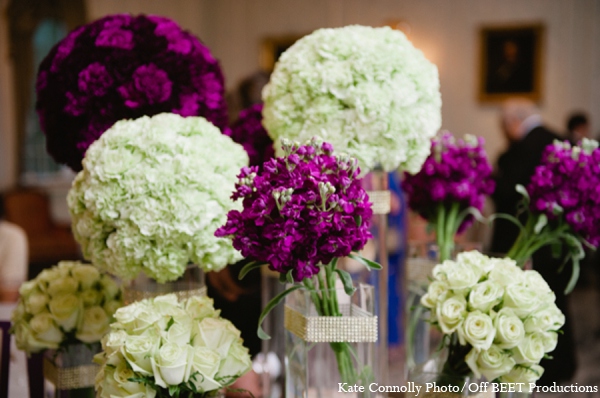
99;275;121;301
493;308;525;349
512;332;546;364
29;312;63;349
47;277;79;297
522;270;552;295
456;251;493;276
164;315;192;345
151;342;190;387
185;296;219;320
499;364;544;390
420;281;448;309
193;318;241;358
49;294;82;331
122;334;158;375
26;292;50;314
487;260;523;287
152;294;182;316
432;260;479;292
18;281;38;298
76;306;110;343
523;304;564;333
187;346;222;392
102;330;128;357
217;341;252;383
435;294;467;334
458;310;495;350
468;281;503;313
503;284;541;318
37;268;60;285
114;303;140;329
81;289;102;306
71;264;101;289
113;360;155;397
465;345;515;381
540;331;558;353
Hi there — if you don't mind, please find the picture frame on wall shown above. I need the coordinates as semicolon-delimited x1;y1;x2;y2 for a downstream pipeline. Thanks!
478;24;544;103
259;34;303;71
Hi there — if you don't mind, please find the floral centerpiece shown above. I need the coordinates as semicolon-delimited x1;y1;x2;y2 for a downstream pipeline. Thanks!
262;25;441;174
402;132;495;261
94;294;252;398
505;139;600;292
11;261;122;354
226;103;274;167
36;14;228;171
419;251;564;389
67;113;248;282
216;138;378;386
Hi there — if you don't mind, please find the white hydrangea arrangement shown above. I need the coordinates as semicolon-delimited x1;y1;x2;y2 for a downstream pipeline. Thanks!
262;25;442;174
420;251;564;388
11;261;122;355
68;113;248;283
94;294;252;398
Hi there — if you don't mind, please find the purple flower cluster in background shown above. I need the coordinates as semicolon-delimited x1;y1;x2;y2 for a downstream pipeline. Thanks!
215;139;373;282
226;104;274;167
527;140;600;247
402;132;495;232
36;14;228;171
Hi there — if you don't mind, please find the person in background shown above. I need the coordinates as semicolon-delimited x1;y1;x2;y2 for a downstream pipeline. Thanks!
0;195;28;302
566;112;590;144
490;98;576;385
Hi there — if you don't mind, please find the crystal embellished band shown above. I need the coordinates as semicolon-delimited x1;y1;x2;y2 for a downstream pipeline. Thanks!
284;305;378;343
123;286;207;304
366;190;391;215
43;358;99;389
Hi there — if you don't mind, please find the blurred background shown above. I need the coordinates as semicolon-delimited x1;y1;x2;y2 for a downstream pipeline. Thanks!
0;0;599;396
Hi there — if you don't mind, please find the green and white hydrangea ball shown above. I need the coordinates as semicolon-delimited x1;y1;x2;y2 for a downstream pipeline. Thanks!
262;25;442;174
68;113;248;283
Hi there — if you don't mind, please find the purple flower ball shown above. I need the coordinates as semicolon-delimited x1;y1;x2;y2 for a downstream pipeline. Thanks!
402;132;496;233
527;140;600;248
36;14;228;171
215;139;373;282
226;104;275;167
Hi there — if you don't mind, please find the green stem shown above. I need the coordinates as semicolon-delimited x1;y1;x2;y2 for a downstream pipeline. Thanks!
435;203;459;262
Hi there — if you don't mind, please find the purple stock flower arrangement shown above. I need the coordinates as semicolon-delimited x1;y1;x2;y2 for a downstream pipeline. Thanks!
402;132;495;261
36;14;228;171
506;139;600;293
226;104;275;167
215;137;380;385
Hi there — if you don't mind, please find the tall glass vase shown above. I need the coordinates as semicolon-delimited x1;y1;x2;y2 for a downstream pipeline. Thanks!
404;242;440;373
254;267;285;398
123;264;206;304
358;167;390;386
43;343;100;398
285;284;377;398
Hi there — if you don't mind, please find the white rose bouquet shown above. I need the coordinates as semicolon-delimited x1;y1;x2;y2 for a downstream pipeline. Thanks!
10;261;123;355
420;251;564;389
262;25;442;174
94;294;252;398
68;113;248;283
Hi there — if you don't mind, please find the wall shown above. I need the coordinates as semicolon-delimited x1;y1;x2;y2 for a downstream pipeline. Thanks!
0;0;17;191
1;0;599;190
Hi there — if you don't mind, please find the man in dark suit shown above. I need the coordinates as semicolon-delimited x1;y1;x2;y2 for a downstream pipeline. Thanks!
491;98;576;385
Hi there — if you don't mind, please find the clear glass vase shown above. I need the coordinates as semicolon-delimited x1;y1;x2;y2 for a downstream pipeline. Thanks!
285;283;377;398
43;343;100;398
405;242;441;374
123;263;206;304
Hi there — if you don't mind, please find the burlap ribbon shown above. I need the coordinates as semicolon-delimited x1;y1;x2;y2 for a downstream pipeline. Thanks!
366;190;391;215
43;357;98;389
284;305;378;343
123;286;207;304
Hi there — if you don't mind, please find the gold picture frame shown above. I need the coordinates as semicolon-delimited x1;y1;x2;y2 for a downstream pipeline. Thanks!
259;34;304;72
478;24;544;103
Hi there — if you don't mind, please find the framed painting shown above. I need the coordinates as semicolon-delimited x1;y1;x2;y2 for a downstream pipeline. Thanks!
478;24;544;102
259;34;303;72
